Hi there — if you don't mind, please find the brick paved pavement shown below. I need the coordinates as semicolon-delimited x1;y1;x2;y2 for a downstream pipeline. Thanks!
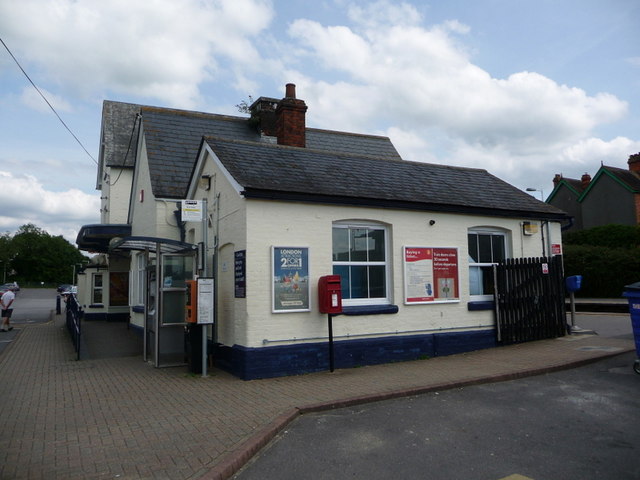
0;313;634;480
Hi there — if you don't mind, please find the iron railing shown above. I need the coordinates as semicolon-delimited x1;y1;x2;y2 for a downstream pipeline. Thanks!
64;294;83;360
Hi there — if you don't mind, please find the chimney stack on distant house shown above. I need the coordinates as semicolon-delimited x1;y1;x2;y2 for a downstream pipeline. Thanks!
553;174;562;186
581;173;591;190
249;97;279;137
276;83;307;148
628;152;640;173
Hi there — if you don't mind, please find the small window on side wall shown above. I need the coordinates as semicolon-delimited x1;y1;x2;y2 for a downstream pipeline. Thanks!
92;273;103;304
468;228;509;300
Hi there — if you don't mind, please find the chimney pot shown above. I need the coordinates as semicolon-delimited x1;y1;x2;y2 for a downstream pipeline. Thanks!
553;174;562;186
276;83;307;148
581;173;591;189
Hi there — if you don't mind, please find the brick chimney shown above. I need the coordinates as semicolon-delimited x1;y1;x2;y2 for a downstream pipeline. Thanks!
249;97;279;136
276;83;307;148
581;173;591;190
553;174;562;186
628;152;640;173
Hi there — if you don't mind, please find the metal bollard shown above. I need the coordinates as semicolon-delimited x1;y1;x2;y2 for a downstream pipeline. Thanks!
56;295;61;315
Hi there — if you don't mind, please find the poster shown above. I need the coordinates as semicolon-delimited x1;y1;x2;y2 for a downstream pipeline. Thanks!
197;278;214;325
234;250;246;298
404;246;459;304
272;246;310;312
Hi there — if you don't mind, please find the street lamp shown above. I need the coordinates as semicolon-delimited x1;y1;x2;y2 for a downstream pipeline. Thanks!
526;187;544;201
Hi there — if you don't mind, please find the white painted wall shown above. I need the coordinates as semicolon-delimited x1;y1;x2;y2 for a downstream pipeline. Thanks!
101;168;133;224
233;201;563;348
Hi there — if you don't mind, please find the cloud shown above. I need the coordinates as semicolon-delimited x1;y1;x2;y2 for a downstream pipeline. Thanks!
0;171;100;243
284;3;635;194
0;0;275;108
20;86;72;113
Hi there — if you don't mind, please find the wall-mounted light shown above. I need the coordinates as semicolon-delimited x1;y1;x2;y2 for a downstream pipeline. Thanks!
200;174;212;191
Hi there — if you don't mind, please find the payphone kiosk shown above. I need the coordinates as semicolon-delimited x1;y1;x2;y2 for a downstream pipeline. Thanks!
318;275;342;372
186;279;197;323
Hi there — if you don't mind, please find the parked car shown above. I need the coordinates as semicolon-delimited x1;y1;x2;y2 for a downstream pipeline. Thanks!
60;285;77;298
1;283;18;293
57;284;73;293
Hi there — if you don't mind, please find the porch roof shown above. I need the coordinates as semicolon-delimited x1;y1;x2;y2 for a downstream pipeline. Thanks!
109;236;197;254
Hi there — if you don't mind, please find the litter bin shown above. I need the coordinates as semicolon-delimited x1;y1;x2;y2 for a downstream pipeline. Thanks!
622;281;640;374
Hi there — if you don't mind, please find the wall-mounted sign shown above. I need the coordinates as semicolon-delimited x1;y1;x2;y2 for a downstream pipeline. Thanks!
181;200;203;221
551;243;562;255
235;250;246;298
272;246;310;313
404;246;459;304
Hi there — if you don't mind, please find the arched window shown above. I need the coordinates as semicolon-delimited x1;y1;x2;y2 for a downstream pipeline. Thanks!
332;222;390;306
468;227;510;300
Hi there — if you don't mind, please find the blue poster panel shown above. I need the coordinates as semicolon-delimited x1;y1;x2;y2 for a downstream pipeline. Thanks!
272;246;310;313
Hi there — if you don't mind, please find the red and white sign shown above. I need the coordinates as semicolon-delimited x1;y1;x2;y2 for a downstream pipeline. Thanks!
404;247;459;304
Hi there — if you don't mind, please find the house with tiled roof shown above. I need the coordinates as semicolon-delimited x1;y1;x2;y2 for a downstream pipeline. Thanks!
548;153;640;232
77;84;569;379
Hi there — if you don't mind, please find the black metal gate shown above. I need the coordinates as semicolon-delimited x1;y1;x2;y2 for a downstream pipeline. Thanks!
494;255;566;345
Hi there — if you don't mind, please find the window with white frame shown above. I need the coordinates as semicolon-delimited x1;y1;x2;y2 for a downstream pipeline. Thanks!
92;273;103;304
332;223;390;305
468;228;509;300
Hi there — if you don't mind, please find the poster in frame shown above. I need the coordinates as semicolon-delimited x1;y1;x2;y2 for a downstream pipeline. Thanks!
272;246;310;313
403;246;459;304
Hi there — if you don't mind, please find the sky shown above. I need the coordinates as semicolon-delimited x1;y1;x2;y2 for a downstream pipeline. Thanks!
1;0;639;245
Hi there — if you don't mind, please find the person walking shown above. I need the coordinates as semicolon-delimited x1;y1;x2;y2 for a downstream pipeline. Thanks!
1;286;16;332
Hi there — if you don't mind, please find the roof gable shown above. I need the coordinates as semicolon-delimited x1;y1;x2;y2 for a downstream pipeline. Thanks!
138;105;401;199
579;165;640;200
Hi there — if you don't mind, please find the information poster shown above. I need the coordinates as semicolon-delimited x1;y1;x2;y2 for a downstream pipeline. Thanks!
234;250;246;298
404;246;459;304
272;246;310;313
197;278;214;325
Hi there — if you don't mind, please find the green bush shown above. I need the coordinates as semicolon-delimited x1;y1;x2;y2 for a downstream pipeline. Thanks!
563;224;640;249
562;225;640;298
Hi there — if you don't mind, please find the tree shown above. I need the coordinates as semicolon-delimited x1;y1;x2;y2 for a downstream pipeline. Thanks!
7;224;87;285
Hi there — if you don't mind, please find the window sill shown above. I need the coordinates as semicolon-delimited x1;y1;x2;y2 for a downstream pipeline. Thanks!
341;304;399;316
88;303;104;309
132;305;145;313
467;301;494;311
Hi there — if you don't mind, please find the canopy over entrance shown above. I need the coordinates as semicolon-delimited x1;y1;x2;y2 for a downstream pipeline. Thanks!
110;236;197;254
76;224;131;253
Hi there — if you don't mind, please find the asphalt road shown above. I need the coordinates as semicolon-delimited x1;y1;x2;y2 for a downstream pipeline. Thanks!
234;316;639;480
0;288;58;354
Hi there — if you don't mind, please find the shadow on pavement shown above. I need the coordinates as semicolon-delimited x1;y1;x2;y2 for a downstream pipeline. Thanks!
80;320;143;360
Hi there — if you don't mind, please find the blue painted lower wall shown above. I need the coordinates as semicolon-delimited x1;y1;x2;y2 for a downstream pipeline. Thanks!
213;329;497;380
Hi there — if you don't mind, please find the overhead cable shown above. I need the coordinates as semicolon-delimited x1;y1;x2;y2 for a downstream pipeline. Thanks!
0;36;98;166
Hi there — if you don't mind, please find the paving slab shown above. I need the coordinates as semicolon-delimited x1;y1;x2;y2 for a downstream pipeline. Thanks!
0;313;634;480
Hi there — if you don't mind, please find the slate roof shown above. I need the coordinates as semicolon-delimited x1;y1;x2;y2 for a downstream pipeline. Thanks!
140;106;402;198
99;101;141;170
204;137;568;220
601;165;640;192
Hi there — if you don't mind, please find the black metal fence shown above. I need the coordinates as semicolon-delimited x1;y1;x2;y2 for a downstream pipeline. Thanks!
64;294;83;360
494;255;566;345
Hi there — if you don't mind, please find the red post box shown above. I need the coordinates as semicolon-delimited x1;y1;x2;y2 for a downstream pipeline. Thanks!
318;275;343;314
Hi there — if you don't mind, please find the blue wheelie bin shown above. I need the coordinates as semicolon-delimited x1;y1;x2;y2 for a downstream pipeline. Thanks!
622;281;640;374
